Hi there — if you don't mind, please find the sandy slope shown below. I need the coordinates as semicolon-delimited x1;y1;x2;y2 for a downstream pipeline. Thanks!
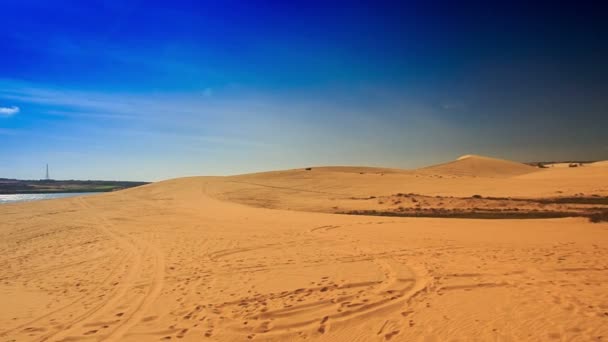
1;156;608;341
417;154;537;178
206;155;608;213
591;160;608;167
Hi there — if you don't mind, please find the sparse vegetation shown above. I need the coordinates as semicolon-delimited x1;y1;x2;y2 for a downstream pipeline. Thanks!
589;210;608;223
324;191;608;223
480;195;608;205
349;196;377;200
533;197;608;205
525;160;597;167
339;209;582;220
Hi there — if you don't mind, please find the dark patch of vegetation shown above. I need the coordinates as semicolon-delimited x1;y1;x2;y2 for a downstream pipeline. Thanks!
339;209;584;220
483;196;511;201
480;195;608;205
305;167;312;171
589;210;608;223
349;196;377;200
525;160;596;166
445;194;608;206
533;197;608;205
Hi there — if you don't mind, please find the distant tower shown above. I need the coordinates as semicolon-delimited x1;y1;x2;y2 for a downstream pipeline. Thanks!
46;164;50;180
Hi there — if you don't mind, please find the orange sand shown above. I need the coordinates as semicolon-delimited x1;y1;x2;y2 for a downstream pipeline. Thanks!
1;155;607;341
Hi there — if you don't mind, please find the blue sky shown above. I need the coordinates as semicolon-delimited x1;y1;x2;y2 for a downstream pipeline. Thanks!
1;2;607;180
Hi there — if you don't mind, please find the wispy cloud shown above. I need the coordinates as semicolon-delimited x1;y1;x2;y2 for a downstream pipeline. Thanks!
0;79;213;125
0;79;277;149
44;109;137;120
0;78;472;172
0;106;19;116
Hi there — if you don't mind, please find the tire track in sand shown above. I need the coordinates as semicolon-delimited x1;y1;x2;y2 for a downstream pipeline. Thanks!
201;232;429;339
42;197;165;341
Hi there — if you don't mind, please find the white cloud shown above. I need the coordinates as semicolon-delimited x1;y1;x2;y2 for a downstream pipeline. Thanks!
0;106;19;116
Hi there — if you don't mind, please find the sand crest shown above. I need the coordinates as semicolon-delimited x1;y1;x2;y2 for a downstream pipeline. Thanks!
418;154;537;178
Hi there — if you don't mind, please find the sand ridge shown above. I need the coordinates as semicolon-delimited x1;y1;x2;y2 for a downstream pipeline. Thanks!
417;154;537;178
1;155;608;341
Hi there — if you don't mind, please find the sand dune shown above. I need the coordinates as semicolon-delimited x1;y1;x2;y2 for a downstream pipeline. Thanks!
418;154;537;178
205;155;608;213
1;156;608;341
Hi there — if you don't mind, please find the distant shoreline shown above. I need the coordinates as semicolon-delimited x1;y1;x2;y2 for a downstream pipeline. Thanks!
0;179;149;195
1;189;121;194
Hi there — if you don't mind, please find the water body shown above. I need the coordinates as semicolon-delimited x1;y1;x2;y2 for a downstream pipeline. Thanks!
0;192;98;204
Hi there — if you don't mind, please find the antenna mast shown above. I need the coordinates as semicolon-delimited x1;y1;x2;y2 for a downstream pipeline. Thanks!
46;164;49;180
